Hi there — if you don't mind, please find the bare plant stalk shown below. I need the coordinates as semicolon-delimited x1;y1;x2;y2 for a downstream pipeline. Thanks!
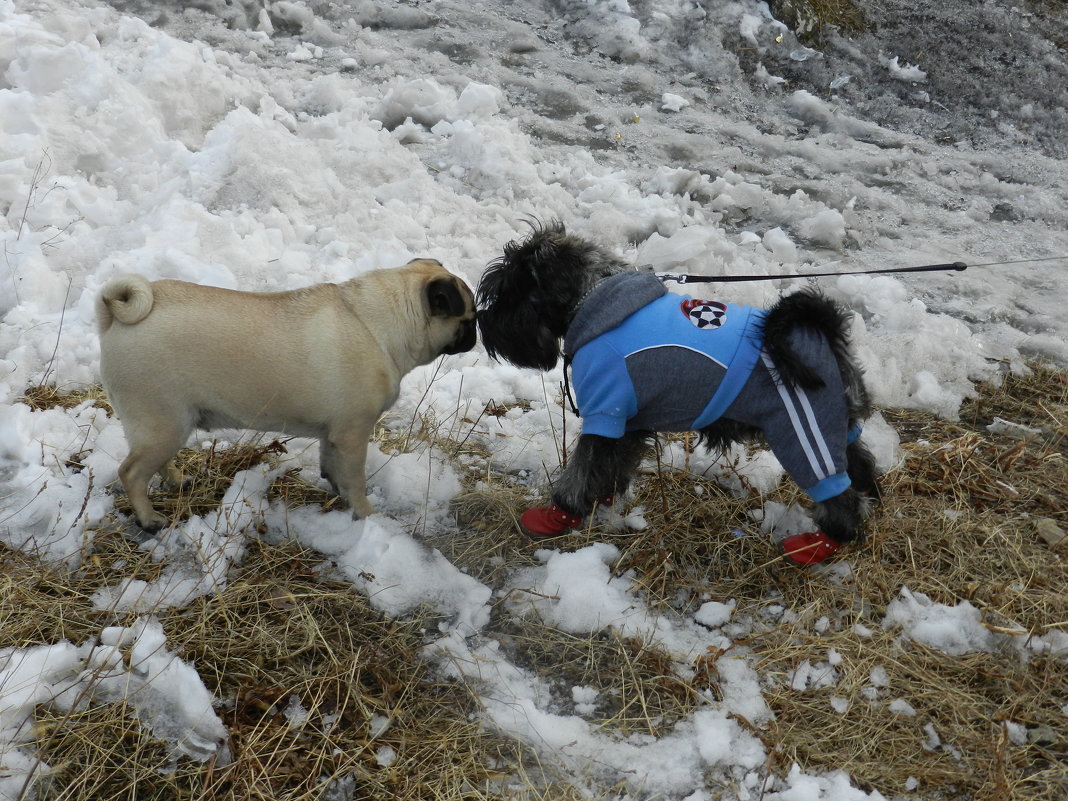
40;275;72;388
16;157;47;242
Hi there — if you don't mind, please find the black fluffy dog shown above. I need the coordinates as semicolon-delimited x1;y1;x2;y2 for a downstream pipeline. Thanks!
477;220;881;564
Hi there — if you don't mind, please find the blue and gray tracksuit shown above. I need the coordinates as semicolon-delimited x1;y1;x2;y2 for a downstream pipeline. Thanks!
563;273;855;503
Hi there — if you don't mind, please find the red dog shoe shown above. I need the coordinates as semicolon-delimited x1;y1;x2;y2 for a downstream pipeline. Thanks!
518;497;614;539
781;530;841;565
519;504;583;538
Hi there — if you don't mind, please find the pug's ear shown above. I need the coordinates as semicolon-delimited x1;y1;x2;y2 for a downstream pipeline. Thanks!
426;277;468;317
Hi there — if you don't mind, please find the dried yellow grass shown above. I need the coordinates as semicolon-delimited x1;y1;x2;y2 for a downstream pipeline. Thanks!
6;364;1067;800
18;383;112;414
5;538;520;801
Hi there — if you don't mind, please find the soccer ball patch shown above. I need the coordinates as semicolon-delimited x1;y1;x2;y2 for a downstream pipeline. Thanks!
681;299;727;329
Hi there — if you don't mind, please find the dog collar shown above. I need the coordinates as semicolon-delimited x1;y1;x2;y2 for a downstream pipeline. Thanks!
569;275;614;321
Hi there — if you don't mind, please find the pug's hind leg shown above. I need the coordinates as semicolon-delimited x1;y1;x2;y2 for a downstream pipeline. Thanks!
327;423;375;519
162;459;192;489
119;422;189;531
319;436;342;496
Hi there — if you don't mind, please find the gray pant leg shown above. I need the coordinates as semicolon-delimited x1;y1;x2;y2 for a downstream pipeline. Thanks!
724;328;851;500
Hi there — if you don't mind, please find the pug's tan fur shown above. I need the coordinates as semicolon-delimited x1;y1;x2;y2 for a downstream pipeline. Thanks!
96;258;476;530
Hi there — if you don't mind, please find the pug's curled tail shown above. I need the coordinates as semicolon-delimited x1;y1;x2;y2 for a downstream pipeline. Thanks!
96;275;154;334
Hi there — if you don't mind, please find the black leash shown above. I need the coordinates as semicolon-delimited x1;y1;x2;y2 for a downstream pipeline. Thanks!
562;355;579;416
657;261;968;284
656;254;1068;284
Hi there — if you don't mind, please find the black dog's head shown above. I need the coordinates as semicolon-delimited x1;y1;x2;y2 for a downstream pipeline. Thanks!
476;220;623;370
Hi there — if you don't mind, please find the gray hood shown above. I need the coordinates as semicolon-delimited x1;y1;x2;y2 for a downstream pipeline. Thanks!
563;273;667;358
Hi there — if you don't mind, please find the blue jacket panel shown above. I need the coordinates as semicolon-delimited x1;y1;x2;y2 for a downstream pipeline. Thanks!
567;277;765;438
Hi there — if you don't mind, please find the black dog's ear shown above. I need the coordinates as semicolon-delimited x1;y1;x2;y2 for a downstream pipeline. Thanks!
426;277;468;317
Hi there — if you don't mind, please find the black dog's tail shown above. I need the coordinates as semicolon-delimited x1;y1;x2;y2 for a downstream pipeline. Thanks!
762;289;848;386
763;289;870;414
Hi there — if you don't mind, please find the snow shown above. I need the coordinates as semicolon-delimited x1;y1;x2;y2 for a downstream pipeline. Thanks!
695;599;735;629
881;55;927;84
2;0;1068;798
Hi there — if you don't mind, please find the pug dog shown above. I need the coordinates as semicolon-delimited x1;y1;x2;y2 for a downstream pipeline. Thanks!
476;221;881;565
96;258;477;531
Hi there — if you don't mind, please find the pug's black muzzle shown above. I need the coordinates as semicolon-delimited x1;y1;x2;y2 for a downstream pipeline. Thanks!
443;317;478;355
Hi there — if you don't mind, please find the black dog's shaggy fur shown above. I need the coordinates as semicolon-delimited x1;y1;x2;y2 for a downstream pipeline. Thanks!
477;220;880;546
479;222;624;371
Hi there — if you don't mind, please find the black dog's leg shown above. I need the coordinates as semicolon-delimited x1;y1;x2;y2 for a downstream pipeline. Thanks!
833;317;881;507
846;437;881;502
806;437;878;548
813;487;873;545
805;431;879;547
551;431;652;516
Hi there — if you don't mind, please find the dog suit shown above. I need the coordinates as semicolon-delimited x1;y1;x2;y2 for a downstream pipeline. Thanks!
564;273;855;503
